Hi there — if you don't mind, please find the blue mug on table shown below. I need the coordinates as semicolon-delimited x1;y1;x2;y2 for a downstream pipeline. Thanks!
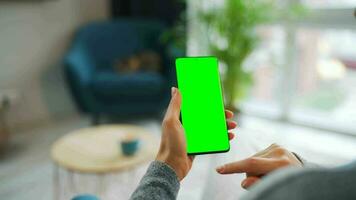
120;136;140;156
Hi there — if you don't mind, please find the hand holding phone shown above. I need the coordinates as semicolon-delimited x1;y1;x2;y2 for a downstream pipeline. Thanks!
156;86;237;180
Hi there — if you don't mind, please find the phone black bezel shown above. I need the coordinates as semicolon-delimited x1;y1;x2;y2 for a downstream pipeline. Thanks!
175;56;230;155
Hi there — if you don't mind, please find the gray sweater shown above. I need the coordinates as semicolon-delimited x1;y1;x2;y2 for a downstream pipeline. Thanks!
130;160;356;200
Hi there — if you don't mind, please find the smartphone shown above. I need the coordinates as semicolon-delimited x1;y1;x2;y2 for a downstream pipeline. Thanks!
175;56;229;155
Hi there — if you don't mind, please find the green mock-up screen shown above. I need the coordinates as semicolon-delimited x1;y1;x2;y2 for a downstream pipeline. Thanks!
176;57;229;154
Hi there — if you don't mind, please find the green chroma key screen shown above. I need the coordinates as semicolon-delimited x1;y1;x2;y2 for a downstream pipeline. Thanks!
176;57;230;155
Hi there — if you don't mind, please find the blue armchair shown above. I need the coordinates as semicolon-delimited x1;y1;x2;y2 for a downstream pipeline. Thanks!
64;19;175;123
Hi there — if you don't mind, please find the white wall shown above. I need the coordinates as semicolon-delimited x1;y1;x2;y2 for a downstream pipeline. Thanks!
0;0;109;131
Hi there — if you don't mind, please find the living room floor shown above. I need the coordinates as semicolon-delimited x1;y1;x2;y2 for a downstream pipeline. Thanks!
1;115;356;200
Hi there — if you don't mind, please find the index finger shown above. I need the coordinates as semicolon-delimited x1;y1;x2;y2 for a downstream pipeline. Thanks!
216;157;282;175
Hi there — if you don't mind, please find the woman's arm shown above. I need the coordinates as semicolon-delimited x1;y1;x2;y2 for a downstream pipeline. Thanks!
130;161;180;200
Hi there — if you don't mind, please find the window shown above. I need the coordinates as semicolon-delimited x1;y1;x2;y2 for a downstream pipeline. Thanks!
301;0;356;8
242;26;286;118
188;0;356;135
241;2;356;134
290;29;356;133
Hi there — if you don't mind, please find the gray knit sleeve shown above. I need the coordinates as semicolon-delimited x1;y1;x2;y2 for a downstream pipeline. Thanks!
130;161;180;200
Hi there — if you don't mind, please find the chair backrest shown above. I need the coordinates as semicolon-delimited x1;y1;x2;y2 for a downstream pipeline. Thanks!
73;19;166;69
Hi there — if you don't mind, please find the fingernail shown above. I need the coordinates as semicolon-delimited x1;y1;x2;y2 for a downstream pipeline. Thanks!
216;166;224;173
171;87;176;96
241;180;247;188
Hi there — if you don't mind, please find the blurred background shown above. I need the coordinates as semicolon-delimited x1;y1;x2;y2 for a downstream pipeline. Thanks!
0;0;355;200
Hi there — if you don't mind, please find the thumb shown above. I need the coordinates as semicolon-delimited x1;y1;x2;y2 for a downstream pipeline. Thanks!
165;87;182;119
241;176;261;189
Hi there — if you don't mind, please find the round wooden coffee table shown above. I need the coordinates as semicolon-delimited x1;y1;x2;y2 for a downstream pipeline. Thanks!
51;125;158;200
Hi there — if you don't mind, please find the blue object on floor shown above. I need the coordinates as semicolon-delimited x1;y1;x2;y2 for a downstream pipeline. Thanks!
71;194;100;200
64;19;176;122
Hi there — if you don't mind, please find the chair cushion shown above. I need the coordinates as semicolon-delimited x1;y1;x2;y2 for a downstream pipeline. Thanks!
92;70;166;98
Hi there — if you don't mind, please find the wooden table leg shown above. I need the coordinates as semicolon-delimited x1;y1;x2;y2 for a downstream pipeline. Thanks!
128;168;138;191
53;164;60;200
95;174;106;197
68;170;76;195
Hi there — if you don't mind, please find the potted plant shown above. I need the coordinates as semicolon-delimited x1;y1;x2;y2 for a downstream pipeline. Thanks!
200;0;305;111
